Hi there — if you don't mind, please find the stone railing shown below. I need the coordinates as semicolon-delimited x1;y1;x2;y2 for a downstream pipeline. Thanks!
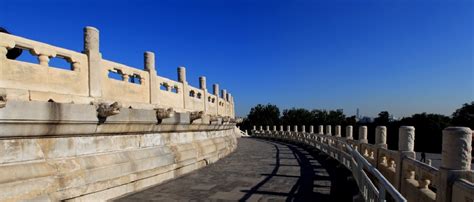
252;125;473;202
0;26;234;117
0;27;242;201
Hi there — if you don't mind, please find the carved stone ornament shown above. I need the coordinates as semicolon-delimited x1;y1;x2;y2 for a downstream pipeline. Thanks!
0;94;6;108
190;111;204;123
155;107;174;124
97;102;121;124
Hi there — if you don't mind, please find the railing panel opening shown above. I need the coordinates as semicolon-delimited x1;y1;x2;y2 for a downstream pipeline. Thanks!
171;87;179;93
10;46;37;64
49;55;73;71
128;74;142;85
108;69;124;81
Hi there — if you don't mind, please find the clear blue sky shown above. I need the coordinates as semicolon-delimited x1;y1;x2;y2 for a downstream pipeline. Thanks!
2;0;473;118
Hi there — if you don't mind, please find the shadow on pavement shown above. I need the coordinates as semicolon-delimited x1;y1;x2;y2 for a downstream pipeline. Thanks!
240;138;360;202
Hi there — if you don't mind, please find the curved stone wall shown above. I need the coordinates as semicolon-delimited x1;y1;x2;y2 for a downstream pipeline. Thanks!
0;101;239;201
0;127;238;201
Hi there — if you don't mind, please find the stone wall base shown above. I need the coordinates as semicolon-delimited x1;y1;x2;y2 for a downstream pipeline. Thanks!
0;129;239;201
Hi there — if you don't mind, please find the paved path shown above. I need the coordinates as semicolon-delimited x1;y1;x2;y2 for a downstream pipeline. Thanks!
115;138;358;202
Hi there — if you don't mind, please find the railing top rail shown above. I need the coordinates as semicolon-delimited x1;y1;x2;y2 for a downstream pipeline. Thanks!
346;144;407;202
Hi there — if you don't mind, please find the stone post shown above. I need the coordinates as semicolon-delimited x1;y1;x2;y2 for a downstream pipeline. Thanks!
310;125;314;134
326;125;332;135
221;89;227;99
178;66;186;83
199;76;208;114
396;126;416;189
266;125;270;131
220;89;227;116
302;125;306;133
259;126;263;131
178;67;188;109
375;126;387;148
84;26;103;98
346;125;353;139
144;51;158;104
227;93;232;117
294;125;298;132
199;76;206;90
280;125;284;132
399;126;415;152
359;126;368;143
335;125;341;137
437;127;472;202
0;33;14;81
212;84;219;96
273;125;277;131
318;125;324;134
213;84;219;115
253;125;256;131
287;125;291;132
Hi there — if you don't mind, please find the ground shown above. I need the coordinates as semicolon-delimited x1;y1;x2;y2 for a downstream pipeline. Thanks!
114;137;359;202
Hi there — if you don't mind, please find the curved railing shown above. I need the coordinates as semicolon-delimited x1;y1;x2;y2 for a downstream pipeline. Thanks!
252;125;473;202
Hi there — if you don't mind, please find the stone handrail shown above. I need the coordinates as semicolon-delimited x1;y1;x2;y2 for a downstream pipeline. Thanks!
251;125;473;202
401;158;437;201
452;179;474;202
0;26;234;117
254;129;406;201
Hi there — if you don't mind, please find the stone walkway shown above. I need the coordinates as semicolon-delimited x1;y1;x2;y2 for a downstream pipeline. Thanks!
114;138;359;202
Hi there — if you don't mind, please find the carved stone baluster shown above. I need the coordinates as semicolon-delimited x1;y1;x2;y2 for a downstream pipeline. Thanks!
122;74;129;82
388;159;395;169
418;178;431;190
31;47;56;67
406;170;415;180
38;54;50;66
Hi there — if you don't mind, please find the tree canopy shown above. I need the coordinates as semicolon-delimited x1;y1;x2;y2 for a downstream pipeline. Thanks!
452;101;474;129
238;101;473;153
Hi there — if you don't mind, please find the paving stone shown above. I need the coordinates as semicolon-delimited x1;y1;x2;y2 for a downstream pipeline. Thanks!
114;138;359;201
191;184;217;191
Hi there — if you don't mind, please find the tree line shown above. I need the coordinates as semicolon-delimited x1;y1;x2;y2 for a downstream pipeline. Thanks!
238;102;474;153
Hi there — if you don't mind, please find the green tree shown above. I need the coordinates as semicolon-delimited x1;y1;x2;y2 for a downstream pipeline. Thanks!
246;104;280;128
344;115;357;126
310;109;346;125
327;109;346;125
311;109;329;125
374;111;390;125
399;113;451;152
452;101;474;129
281;108;313;128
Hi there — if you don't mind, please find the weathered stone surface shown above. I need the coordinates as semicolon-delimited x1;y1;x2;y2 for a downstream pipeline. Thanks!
399;126;415;152
441;127;472;170
0;127;239;201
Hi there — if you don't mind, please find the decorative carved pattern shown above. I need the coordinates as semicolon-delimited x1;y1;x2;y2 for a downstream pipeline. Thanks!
209;115;220;124
0;94;6;108
190;111;204;123
155;107;174;124
222;116;230;123
97;102;121;124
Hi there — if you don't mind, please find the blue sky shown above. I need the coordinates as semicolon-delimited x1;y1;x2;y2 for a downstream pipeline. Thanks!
1;0;473;118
